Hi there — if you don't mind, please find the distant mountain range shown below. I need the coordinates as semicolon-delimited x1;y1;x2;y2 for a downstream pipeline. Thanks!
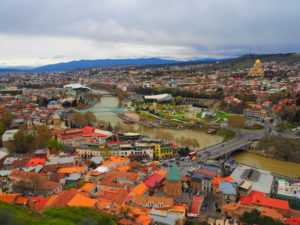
0;53;299;72
0;57;230;72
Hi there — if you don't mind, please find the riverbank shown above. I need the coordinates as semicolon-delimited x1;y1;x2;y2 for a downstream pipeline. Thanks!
232;151;300;178
76;93;102;110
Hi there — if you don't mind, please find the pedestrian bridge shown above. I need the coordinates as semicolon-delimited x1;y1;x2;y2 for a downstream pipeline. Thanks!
101;93;117;97
77;106;124;113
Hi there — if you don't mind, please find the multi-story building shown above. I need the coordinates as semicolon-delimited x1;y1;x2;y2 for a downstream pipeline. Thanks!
243;108;268;120
191;165;220;192
112;143;154;160
151;143;174;159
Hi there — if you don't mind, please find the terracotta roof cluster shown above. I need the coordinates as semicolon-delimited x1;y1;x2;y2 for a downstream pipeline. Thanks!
240;191;290;211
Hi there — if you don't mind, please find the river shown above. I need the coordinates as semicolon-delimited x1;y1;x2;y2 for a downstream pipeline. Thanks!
232;152;300;178
91;90;300;177
91;90;223;149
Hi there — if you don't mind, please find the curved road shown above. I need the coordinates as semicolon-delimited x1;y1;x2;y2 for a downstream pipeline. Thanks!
199;129;266;160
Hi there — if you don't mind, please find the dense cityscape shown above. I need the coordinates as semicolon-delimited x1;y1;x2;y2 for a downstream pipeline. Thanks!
1;0;300;224
0;54;299;225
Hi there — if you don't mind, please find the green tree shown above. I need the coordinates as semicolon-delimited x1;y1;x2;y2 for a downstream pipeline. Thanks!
1;109;14;127
107;122;113;132
240;209;260;225
46;138;64;153
13;129;34;153
174;96;183;105
0;120;5;134
89;161;97;169
34;125;52;149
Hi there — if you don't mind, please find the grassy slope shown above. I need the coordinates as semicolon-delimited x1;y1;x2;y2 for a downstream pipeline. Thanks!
0;201;117;225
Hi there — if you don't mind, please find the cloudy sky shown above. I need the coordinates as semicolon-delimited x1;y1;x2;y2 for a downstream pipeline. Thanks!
0;0;300;66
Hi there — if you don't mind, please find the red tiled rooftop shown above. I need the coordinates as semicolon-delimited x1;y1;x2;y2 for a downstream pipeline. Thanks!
143;173;164;188
25;158;46;167
191;196;204;215
240;191;290;211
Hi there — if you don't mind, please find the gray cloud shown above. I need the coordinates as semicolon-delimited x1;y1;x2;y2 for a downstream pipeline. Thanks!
0;0;299;66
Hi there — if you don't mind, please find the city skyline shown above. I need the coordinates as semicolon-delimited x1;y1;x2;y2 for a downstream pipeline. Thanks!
1;0;300;66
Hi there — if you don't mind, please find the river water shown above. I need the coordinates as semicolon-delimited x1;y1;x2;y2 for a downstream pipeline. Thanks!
91;90;300;177
91;90;223;149
232;152;300;178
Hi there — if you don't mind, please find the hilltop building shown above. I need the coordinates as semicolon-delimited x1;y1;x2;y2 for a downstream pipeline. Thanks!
248;59;264;77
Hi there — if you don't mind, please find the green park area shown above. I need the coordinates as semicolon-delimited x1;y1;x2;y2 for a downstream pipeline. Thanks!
217;129;236;141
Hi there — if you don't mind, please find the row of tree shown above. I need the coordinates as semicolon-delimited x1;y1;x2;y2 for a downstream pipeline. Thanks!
6;125;53;153
69;112;98;128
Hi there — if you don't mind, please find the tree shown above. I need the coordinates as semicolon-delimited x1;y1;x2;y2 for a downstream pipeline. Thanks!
13;129;34;153
71;112;88;127
46;138;64;154
294;110;300;124
228;114;246;130
34;125;52;149
72;99;78;107
240;209;285;225
1;109;14;127
107;122;113;132
276;120;289;131
89;161;97;169
84;111;97;126
114;121;123;133
240;209;260;225
174;96;183;105
0;120;5;134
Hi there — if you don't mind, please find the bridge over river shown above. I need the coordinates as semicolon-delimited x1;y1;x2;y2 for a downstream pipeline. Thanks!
77;106;124;114
199;129;266;160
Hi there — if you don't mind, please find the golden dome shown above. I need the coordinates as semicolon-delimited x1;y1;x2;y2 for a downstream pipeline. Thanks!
255;59;261;64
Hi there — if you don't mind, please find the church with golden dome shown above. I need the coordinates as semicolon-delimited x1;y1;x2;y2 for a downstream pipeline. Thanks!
248;59;264;77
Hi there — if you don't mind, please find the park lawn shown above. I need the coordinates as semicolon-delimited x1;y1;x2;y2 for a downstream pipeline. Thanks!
196;112;203;118
217;129;236;141
216;111;230;118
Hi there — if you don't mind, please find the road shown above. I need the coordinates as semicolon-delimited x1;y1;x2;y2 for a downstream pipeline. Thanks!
199;129;266;159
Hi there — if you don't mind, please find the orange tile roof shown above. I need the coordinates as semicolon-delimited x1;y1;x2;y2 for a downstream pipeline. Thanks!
80;183;96;192
119;218;139;225
0;193;21;204
197;170;217;176
29;196;49;209
155;169;168;177
101;156;130;167
42;195;58;210
97;199;112;209
116;165;130;172
15;197;28;205
212;176;233;185
57;166;87;174
67;193;97;207
132;183;148;197
42;189;78;210
25;158;46;167
136;214;152;225
260;207;284;221
99;188;130;205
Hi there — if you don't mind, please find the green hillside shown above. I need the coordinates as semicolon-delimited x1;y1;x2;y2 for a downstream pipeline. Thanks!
228;53;300;67
0;201;117;225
